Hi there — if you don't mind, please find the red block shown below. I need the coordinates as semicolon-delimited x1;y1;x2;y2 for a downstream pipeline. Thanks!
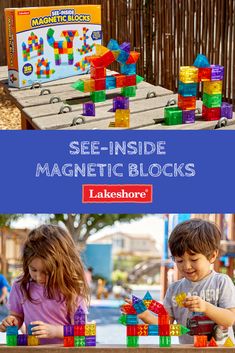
159;325;170;336
54;42;59;49
121;304;137;314
198;67;211;82
137;324;148;336
67;42;73;48
91;66;106;79
102;51;116;66
158;315;170;325
126;51;140;64
94;78;106;91
64;336;74;347
115;74;126;88
127;325;138;336
178;94;196;110
74;325;85;336
202;105;221;121
208;338;218;347
148;300;168;315
125;75;136;87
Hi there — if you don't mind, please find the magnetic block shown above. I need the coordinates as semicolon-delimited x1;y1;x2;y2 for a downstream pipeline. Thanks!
194;335;207;347
84;78;95;92
158;315;170;325
159;336;171;347
193;54;210;68
178;81;197;97
148;300;168;315
64;325;74;336
83;102;95;116
6;326;18;335
137;324;148;336
94;78;106;91
121;86;136;97
208;337;218;347
106;76;116;89
102;50;116;66
121;64;137;75
72;80;85;92
202;105;221;121
90;90;106;103
107;39;120;50
143;300;152;308
85;323;96;336
127;336;139;347
179;66;198;83
28;324;38;335
6;335;17;346
126;314;138;325
182;110;195;124
113;96;129;111
170;324;181;336
85;335;96;346
180;325;190;335
74;336;85;347
121;304;137;314
27;335;39;346
117;49;130;64
202;92;222;108
148;325;159;335
115;109;130;127
210;64;224;80
178;94;196;110
175;292;187;307
17;334;28;346
90;66;106;79
223;337;234;347
143;291;153;300
125;75;137;86
164;107;183;126
115;74;126;88
119;314;127;325
126;51;140;64
120;42;131;53
95;44;110;56
203;80;222;95
136;75;144;84
221;102;233;119
159;324;170;336
127;325;138;336
133;300;147;314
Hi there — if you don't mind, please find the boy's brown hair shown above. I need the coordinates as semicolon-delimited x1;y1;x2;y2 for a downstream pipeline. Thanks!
169;218;221;259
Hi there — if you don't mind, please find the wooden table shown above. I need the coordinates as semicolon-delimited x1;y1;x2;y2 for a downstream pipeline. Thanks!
0;66;234;130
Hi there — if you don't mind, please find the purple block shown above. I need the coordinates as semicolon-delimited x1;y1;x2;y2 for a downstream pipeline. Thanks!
182;110;195;124
85;336;96;346
74;315;86;325
83;102;95;116
113;96;129;111
68;59;74;65
64;325;74;336
132;295;142;305
210;64;224;80
17;334;28;346
120;42;131;53
221;102;233;119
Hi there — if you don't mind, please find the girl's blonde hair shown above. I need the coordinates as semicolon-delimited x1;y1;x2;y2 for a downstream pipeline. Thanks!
19;224;90;315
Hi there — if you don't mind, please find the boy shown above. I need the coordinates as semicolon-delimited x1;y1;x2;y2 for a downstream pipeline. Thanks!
138;219;235;343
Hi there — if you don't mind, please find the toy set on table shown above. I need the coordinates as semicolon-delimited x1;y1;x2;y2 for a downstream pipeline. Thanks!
164;54;233;125
6;324;39;346
5;5;102;88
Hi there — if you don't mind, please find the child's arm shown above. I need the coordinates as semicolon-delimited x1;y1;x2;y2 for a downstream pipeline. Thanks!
31;321;64;339
0;311;24;332
184;296;235;327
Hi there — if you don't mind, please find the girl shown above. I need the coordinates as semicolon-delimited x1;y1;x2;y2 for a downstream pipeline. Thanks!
0;224;90;344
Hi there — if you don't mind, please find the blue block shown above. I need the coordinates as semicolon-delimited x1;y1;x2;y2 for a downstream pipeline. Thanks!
6;326;18;335
193;54;210;68
58;41;63;49
143;291;153;300
148;325;159;335
178;81;197;97
133;301;147;314
107;39;120;50
117;50;130;64
126;315;138;325
28;324;37;335
121;64;136;75
106;76;116;89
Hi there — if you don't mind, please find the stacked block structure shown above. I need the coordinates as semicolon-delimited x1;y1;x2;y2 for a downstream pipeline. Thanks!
72;39;144;104
22;32;44;61
35;58;55;79
47;28;78;65
164;54;233;125
119;291;189;347
64;306;96;347
6;324;39;346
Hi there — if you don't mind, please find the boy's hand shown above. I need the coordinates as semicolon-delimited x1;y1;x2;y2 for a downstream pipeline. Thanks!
31;321;62;339
0;316;19;332
184;296;207;312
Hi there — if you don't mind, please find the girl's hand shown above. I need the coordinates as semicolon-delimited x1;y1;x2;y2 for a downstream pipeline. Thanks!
0;315;19;332
184;296;207;312
31;321;62;339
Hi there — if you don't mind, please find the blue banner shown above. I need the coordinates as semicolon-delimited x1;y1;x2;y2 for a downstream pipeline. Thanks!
0;130;233;213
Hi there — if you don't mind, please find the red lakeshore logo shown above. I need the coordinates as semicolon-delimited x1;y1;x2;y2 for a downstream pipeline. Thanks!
82;184;153;203
18;11;30;15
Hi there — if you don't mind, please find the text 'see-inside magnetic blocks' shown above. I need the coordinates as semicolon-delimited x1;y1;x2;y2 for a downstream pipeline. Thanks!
5;5;102;87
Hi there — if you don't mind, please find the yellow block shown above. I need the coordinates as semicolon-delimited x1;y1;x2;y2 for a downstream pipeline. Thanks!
85;323;96;336
115;109;130;128
203;80;222;95
175;292;187;307
180;66;198;83
95;44;109;56
84;79;95;92
170;324;180;336
28;335;39;346
223;337;234;347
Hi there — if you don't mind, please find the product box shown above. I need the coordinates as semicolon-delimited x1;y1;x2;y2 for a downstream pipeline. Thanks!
5;5;102;88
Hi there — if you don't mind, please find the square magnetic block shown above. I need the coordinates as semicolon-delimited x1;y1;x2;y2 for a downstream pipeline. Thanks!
28;324;38;335
121;304;137;314
182;110;195;124
74;336;85;347
64;324;74;336
127;325;138;336
113;96;129;111
115;74;126;88
210;64;224;80
106;75;116;89
94;78;106;91
83;102;95;116
126;336;139;347
202;105;221;121
64;336;75;347
27;335;39;346
221;102;233;119
117;49;129;64
125;75;136;87
202;92;222;108
198;67;212;81
85;323;96;336
148;325;159;335
90;66;106;79
203;80;222;95
159;324;170;336
164;107;183;125
159;336;171;347
175;292;187;307
158;315;170;325
148;300;167;315
121;63;136;75
178;81;197;97
115;109;130;127
194;335;207;347
170;324;181;336
121;86;136;97
137;324;148;336
6;326;18;335
85;336;96;346
17;334;28;346
179;66;198;83
74;324;85;336
90;90;106;103
6;335;17;346
178;94;196;110
126;314;138;325
84;79;95;93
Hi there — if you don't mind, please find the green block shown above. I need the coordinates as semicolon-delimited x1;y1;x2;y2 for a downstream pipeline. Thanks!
74;336;85;347
136;75;144;84
121;86;136;97
202;92;222;108
72;80;85;92
180;325;190;335
127;336;139;347
164;107;182;125
47;28;54;37
118;314;127;325
6;335;17;346
159;336;171;347
90;90;106;103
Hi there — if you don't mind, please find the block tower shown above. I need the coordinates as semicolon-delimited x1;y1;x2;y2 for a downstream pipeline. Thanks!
22;32;44;61
164;54;233;125
64;306;96;347
35;58;55;79
6;324;39;346
47;28;78;65
119;291;189;347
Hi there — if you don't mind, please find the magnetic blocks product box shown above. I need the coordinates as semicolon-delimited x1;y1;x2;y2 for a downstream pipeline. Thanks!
5;5;102;88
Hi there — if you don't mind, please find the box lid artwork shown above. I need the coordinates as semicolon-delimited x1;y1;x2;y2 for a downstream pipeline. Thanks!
5;5;102;88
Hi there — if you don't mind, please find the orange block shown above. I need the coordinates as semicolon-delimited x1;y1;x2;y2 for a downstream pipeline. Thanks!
126;51;140;64
178;94;196;110
194;335;207;347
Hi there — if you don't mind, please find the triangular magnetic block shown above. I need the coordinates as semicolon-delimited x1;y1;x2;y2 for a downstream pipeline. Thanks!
223;337;234;347
132;295;142;304
107;39;120;50
72;80;85;92
143;291;153;300
118;314;127;325
120;42;131;53
180;325;190;335
136;75;144;84
193;54;210;68
208;337;218;347
95;44;109;56
126;51;140;64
